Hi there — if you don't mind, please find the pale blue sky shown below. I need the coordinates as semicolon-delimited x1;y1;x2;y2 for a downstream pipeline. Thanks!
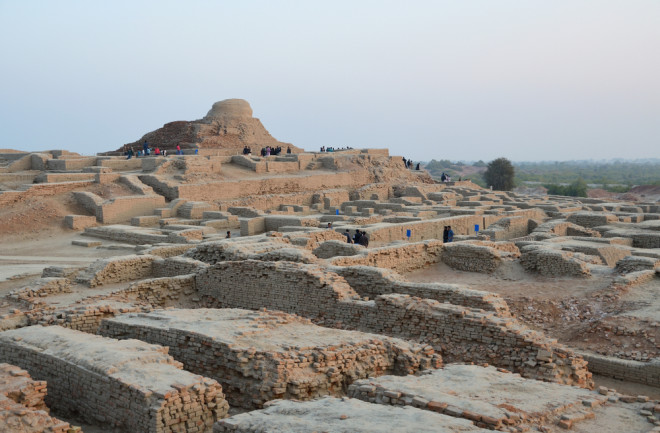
1;1;658;161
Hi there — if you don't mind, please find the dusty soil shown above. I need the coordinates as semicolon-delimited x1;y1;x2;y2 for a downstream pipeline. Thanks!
0;183;134;242
405;261;660;361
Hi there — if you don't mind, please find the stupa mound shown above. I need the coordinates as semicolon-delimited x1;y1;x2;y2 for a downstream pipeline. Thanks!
118;98;300;154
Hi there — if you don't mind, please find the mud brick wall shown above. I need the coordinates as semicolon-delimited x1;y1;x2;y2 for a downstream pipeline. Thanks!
195;261;592;388
0;326;229;433
313;239;364;258
97;157;143;171
0;363;71;433
264;215;320;231
520;245;599;277
196;260;360;318
28;303;141;333
118;275;199;308
65;214;97;229
46;157;97;170
119;174;156;195
612;270;656;289
441;241;519;273
76;254;157;287
140;244;197;258
329;240;444;273
354;295;593;388
8;277;71;301
83;225;169;244
35;172;95;183
138;175;180;200
567;212;619;228
186;236;295;263
533;220;601;238
365;215;490;243
479;216;530;240
330;265;510;315
175;171;363;201
579;351;660;387
97;195;166;224
100;309;441;409
153;256;209;278
615;255;660;273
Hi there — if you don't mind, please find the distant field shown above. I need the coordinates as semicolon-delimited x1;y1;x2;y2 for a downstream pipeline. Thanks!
423;159;660;191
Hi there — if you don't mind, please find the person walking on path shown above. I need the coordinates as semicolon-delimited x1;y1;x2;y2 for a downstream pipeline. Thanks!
447;226;454;243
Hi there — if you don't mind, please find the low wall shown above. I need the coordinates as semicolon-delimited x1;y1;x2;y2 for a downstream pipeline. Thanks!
330;265;510;315
579;351;660;387
520;245;596;277
97;195;166;224
329;240;443;273
0;326;229;432
195;260;592;387
100;309;440;409
365;215;490;243
76;254;157;287
442;241;520;273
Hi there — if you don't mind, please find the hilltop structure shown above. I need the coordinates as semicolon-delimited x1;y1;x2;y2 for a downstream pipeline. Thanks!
117;99;301;155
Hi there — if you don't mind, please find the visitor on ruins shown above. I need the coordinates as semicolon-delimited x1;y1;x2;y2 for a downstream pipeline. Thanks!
358;231;369;247
287;146;291;154
343;229;353;243
226;231;231;238
416;163;420;170
327;222;333;229
162;149;167;157
447;226;454;242
402;157;407;167
443;226;449;243
126;148;134;159
441;172;446;182
143;140;149;155
353;230;362;244
154;147;160;155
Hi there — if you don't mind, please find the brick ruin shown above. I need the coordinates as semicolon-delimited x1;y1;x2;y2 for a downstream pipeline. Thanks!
1;106;660;431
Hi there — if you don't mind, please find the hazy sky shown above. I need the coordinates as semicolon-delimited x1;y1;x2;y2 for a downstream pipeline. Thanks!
1;1;658;162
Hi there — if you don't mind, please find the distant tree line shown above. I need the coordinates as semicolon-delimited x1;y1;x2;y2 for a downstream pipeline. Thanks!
544;178;588;197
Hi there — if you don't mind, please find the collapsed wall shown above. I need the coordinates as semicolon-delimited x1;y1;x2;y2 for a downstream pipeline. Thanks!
329;265;510;315
0;363;71;433
329;239;444;273
100;308;440;409
520;245;598;277
195;260;592;387
441;241;520;273
0;326;229;432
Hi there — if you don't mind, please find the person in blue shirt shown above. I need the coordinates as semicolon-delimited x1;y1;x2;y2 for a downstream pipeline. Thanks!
447;226;454;242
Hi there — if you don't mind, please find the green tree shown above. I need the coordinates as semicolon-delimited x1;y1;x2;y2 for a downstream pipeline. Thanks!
484;157;515;191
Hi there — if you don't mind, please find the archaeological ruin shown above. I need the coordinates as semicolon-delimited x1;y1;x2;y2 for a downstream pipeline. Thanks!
1;99;659;432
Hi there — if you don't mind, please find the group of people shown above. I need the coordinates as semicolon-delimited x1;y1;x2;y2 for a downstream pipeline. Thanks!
123;141;188;159
258;146;290;157
341;228;369;247
319;146;353;152
440;172;452;182
402;157;421;171
443;226;454;243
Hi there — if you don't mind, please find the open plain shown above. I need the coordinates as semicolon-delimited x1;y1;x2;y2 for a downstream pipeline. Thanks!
1;100;660;432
